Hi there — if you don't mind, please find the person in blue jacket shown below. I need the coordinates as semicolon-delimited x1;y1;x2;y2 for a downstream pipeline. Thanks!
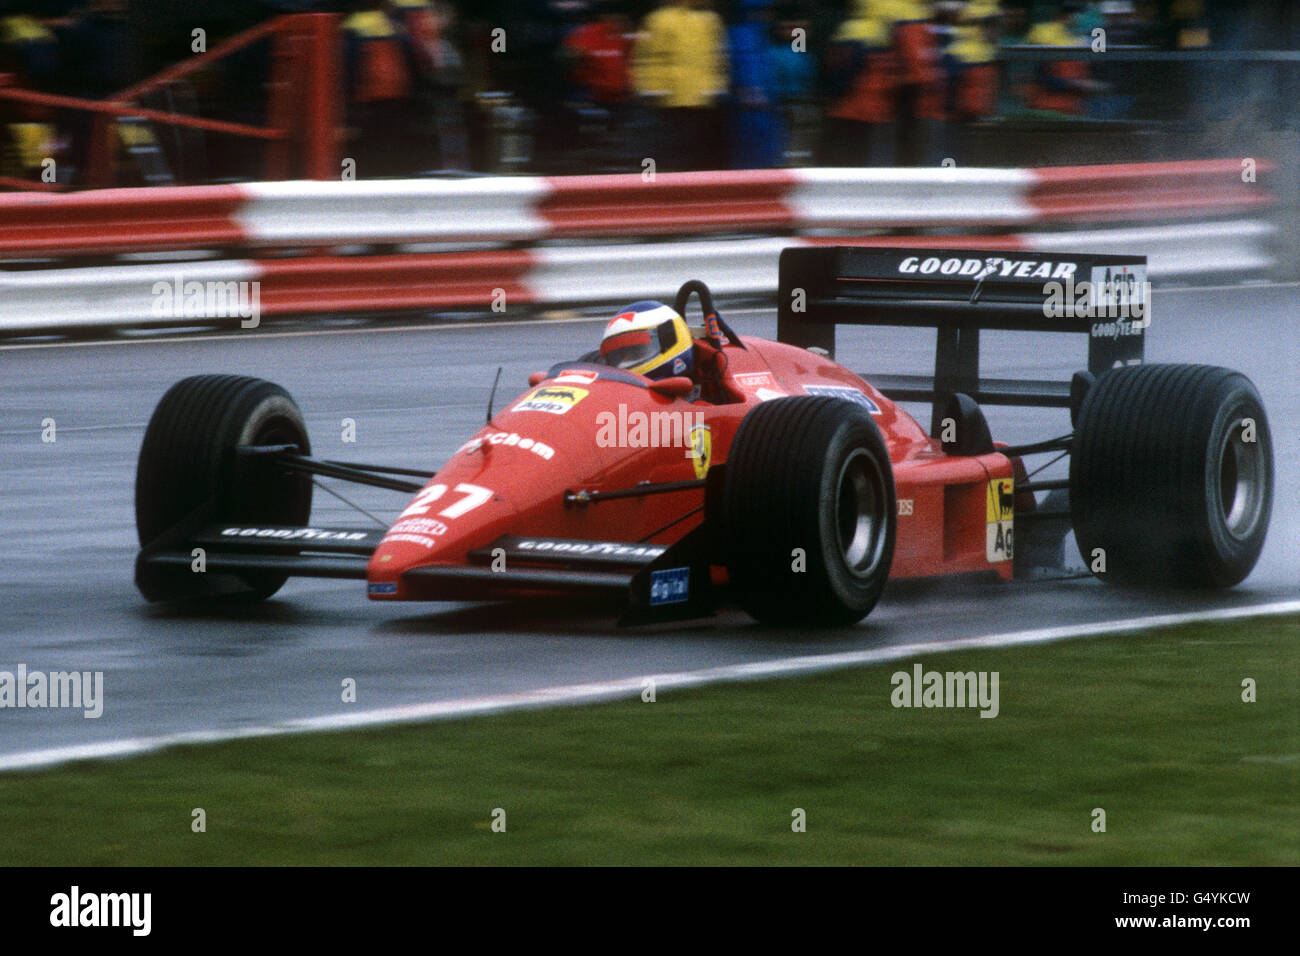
727;0;782;169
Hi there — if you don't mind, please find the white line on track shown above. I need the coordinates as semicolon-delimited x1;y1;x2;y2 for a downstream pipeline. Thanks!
2;599;1296;773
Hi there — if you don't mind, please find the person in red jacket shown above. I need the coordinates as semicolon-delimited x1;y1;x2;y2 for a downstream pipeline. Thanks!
948;2;1001;123
341;0;419;176
822;7;898;167
1023;2;1101;116
565;7;633;107
890;0;946;165
564;5;636;169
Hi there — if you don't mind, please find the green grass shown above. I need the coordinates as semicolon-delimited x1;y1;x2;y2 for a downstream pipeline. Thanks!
2;617;1296;865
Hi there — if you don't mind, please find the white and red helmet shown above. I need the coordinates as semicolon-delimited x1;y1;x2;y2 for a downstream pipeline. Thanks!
599;301;695;380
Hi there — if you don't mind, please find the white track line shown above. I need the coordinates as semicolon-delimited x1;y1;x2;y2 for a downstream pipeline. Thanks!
2;599;1297;773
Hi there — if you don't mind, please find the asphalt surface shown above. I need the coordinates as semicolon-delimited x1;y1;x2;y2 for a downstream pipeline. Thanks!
0;284;1296;761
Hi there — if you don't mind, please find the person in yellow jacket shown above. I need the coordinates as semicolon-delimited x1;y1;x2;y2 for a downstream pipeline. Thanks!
822;0;897;166
632;0;728;170
1022;2;1102;116
0;11;60;181
946;0;1001;122
0;12;59;105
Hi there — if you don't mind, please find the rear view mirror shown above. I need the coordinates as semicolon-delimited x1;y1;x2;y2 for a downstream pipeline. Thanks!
649;377;694;398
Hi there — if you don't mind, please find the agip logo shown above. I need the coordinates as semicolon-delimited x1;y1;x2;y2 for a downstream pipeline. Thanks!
985;478;1014;562
513;385;589;415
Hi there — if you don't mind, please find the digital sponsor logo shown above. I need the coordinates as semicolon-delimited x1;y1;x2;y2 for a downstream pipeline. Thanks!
458;430;555;461
367;582;398;595
0;665;103;718
595;404;708;458
985;478;1014;562
220;527;369;541
516;539;667;559
898;255;1078;280
803;384;881;414
513;386;589;415
649;566;690;606
891;664;1000;718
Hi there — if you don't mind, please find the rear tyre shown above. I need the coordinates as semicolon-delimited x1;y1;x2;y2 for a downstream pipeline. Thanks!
1070;364;1272;587
135;375;313;602
721;396;895;626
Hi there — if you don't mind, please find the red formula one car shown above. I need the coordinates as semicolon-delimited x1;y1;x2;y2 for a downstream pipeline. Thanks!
134;247;1274;625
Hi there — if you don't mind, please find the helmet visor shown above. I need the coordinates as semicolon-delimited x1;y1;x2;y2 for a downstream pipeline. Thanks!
600;328;659;370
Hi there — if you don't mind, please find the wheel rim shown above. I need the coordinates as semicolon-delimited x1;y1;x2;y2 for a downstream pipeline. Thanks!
1216;417;1265;539
834;448;888;576
232;414;309;525
254;417;302;450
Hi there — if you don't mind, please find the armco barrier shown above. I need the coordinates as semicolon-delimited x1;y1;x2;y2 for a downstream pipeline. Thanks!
1028;161;1273;222
0;160;1278;334
0;220;1274;334
0;159;1270;258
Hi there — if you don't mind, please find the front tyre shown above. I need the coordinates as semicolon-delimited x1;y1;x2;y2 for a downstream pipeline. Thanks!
1070;364;1272;587
135;375;313;602
721;396;896;626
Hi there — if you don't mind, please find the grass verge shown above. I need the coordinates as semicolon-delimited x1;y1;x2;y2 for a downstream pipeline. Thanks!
1;616;1296;865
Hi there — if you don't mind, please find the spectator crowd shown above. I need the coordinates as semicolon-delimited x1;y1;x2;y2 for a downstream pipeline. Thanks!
0;0;1285;184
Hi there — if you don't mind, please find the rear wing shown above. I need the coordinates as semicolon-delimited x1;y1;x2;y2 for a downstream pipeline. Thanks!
776;246;1149;428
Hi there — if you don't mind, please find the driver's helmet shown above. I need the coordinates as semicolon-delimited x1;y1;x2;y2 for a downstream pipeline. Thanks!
599;301;695;381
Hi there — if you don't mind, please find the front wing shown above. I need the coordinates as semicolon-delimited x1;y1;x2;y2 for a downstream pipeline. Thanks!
139;523;718;624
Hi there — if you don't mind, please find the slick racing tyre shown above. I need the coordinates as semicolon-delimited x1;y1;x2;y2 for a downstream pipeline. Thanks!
1070;364;1272;587
721;396;896;626
135;375;312;602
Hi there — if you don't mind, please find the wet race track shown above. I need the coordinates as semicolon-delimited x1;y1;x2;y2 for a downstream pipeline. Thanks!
1;283;1296;763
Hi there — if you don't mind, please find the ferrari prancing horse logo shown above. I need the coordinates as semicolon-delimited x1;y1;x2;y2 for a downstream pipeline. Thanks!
688;424;711;479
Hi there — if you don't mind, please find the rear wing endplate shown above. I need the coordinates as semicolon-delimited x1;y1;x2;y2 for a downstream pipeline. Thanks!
777;246;1149;428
